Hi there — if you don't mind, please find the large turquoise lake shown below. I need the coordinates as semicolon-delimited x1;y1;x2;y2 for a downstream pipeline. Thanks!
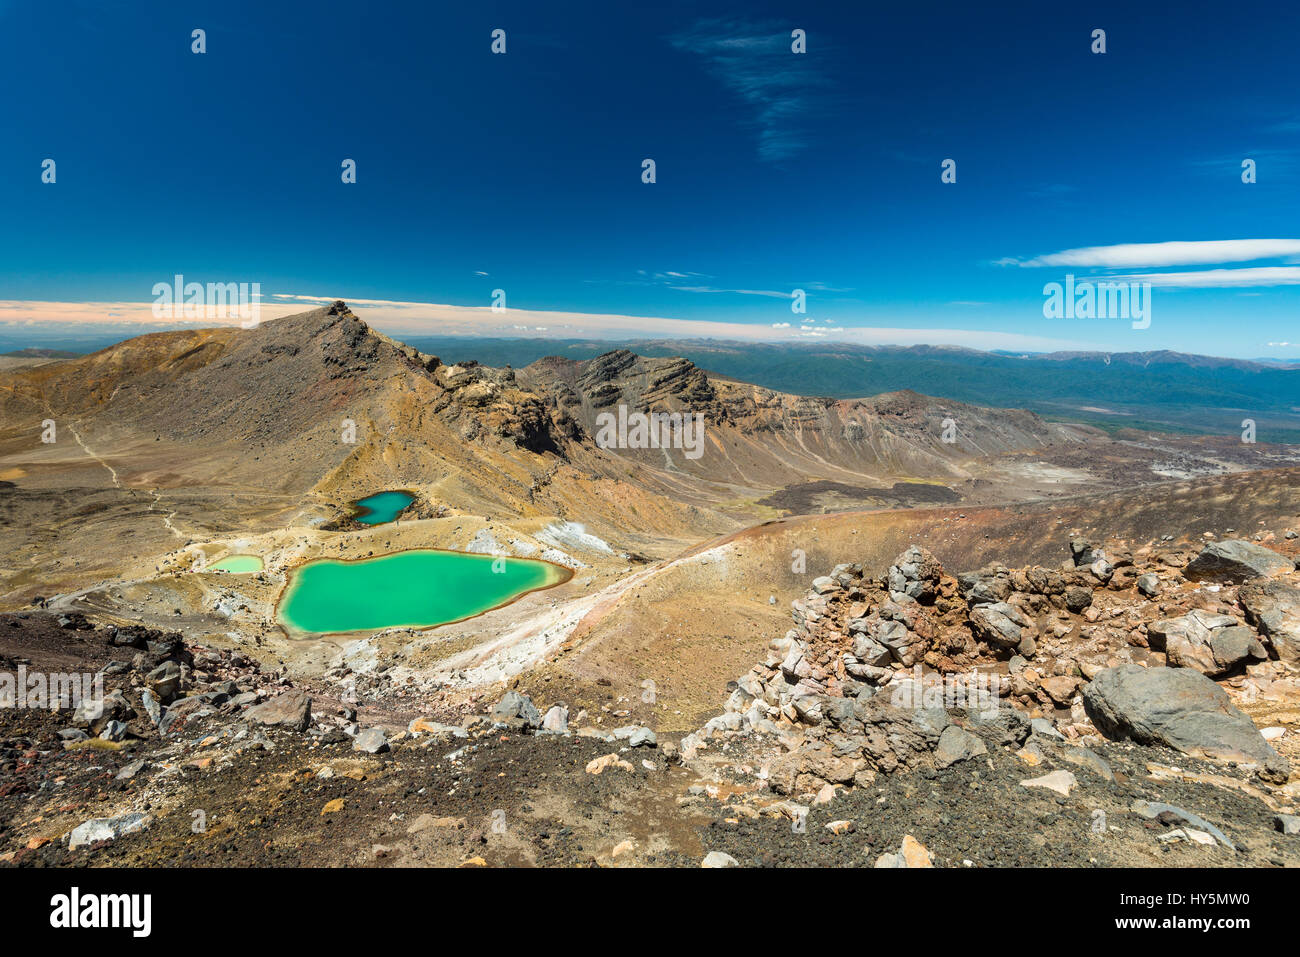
352;490;414;525
276;549;568;635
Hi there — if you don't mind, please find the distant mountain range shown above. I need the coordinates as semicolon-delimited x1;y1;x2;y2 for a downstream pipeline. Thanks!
0;347;82;359
403;337;1300;443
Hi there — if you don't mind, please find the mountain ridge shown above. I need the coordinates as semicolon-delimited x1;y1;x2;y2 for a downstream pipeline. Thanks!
2;301;1288;610
403;335;1300;440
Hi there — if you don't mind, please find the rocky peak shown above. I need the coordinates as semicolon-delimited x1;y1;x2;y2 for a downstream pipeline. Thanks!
248;301;382;365
570;350;723;418
577;350;640;386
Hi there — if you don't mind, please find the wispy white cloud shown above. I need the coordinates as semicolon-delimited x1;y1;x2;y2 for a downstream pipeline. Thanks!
670;18;830;162
1100;266;1300;288
600;269;850;300
670;285;790;298
1191;149;1298;175
1001;239;1300;269
1025;183;1079;199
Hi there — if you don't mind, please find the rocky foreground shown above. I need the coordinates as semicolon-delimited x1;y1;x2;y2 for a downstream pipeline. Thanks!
2;531;1300;866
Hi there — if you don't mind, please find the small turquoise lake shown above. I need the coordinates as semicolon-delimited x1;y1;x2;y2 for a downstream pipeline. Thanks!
276;549;569;635
208;555;264;573
352;490;414;525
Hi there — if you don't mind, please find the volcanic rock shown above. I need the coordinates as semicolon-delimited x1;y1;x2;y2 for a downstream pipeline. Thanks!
244;691;312;732
886;546;943;603
969;601;1033;649
353;727;389;754
69;812;149;850
701;851;739;868
1184;539;1294;582
1148;609;1266;677
541;704;569;732
491;691;542;730
1082;664;1289;782
1237;579;1300;667
957;564;1012;604
934;724;988;767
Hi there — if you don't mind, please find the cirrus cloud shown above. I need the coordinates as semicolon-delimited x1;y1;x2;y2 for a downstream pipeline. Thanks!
1096;266;1300;288
670;18;831;163
999;239;1300;269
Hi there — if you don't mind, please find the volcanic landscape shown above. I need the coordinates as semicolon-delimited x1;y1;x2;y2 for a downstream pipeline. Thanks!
2;301;1299;868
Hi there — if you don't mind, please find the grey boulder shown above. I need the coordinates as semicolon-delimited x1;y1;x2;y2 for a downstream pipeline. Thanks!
701;851;739;868
612;725;657;747
885;546;943;603
957;565;1012;605
1083;664;1289;783
244;691;312;732
1148;610;1266;677
1131;800;1235;850
1238;579;1300;667
1070;539;1104;567
963;704;1031;748
69;812;149;850
934;724;987;768
146;660;184;704
352;727;389;754
140;688;163;728
491;691;542;729
1184;540;1294;583
969;602;1033;649
540;704;569;732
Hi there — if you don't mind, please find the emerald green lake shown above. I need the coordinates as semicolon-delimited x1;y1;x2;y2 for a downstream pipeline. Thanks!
208;555;264;573
276;549;567;635
352;490;414;525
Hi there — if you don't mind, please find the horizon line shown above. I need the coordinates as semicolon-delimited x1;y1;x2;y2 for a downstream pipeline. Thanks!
1;296;1298;362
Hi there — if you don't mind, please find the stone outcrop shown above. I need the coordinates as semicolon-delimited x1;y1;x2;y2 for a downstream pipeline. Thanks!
1184;539;1294;583
688;534;1300;797
703;539;1170;748
1147;609;1266;677
1082;664;1289;783
969;602;1035;654
245;691;312;733
686;546;1090;795
490;690;542;730
712;551;981;735
1238;579;1300;668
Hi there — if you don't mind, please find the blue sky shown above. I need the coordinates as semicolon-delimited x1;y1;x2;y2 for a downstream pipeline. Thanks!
2;0;1299;356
